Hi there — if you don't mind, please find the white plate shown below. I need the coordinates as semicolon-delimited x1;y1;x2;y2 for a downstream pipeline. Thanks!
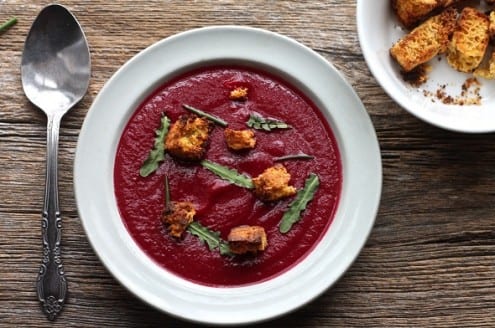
357;1;495;133
74;26;382;325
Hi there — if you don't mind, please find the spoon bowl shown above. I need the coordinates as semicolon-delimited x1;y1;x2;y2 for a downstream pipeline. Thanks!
21;4;90;320
21;4;90;113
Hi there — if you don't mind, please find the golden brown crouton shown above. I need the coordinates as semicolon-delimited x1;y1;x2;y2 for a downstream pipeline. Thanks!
224;128;256;151
161;201;196;238
489;11;495;41
447;7;490;72
229;87;248;101
392;0;466;28
474;51;495;79
390;7;457;72
227;225;267;254
165;114;213;161
252;164;296;202
392;0;439;29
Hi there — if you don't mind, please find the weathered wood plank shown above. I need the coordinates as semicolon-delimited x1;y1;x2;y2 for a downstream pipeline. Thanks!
0;0;494;327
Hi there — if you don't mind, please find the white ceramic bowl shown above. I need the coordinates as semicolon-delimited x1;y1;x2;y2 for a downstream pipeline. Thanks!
357;0;495;133
74;26;382;325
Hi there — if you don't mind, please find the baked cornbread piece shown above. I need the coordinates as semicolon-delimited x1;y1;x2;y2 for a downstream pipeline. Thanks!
227;225;267;254
447;7;490;72
392;0;464;28
224;128;256;151
390;7;457;72
252;164;296;202
474;51;495;79
392;0;439;28
489;11;495;41
165;114;213;161
161;201;196;238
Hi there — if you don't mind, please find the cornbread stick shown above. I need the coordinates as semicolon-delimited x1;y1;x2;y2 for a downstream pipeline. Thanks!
447;7;490;72
390;7;457;72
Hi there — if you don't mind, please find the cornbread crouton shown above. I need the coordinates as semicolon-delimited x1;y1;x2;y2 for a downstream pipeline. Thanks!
224;128;256;151
227;225;267;254
474;51;495;79
165;114;213;161
489;11;495;41
252;164;296;202
390;7;457;72
229;87;248;101
392;0;467;28
447;7;490;72
161;201;196;238
392;0;440;28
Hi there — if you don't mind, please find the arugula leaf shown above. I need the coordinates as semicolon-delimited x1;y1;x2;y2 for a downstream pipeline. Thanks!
182;104;228;127
139;115;171;177
0;17;17;33
187;221;232;256
246;114;291;131
274;153;314;162
201;160;254;189
279;173;320;233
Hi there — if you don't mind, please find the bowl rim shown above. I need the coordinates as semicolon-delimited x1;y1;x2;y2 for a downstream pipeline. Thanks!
74;25;382;325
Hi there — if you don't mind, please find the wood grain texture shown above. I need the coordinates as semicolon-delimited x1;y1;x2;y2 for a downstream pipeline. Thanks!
1;0;494;327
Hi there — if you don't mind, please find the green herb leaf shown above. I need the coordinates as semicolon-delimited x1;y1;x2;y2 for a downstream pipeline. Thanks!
246;114;291;131
201;160;254;189
182;104;228;127
0;17;17;33
274;153;314;162
187;221;232;256
139;115;171;177
279;173;320;233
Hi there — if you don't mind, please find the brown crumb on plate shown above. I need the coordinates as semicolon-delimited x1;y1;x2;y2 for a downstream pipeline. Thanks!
422;77;482;105
401;64;430;86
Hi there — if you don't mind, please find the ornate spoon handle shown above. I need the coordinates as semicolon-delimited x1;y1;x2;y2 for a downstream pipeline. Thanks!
36;113;67;320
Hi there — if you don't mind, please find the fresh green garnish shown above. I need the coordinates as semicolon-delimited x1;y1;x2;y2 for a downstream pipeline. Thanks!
187;221;232;256
246;114;291;131
139;115;171;177
182;104;228;127
165;176;231;256
274;153;314;162
0;17;17;33
201;160;254;189
279;173;320;233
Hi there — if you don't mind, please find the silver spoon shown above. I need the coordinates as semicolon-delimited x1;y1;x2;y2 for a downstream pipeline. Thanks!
21;4;90;320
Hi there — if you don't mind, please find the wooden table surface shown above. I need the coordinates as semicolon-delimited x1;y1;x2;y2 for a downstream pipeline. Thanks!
1;1;494;327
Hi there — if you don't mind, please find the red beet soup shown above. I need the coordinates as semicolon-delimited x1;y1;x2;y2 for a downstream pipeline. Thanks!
114;66;342;287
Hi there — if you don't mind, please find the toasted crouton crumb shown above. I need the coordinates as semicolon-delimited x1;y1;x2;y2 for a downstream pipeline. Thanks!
224;128;256;150
390;7;457;72
447;7;490;72
161;201;196;238
252;164;296;202
165;114;213;161
228;225;267;254
229;87;248;101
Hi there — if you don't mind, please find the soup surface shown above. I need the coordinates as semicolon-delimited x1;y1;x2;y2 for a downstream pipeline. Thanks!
114;66;342;286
